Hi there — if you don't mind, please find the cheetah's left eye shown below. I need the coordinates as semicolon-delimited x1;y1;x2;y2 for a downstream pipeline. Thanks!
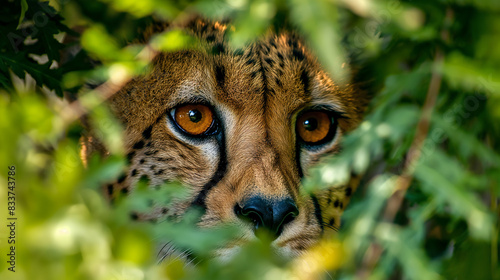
172;104;216;136
296;111;337;145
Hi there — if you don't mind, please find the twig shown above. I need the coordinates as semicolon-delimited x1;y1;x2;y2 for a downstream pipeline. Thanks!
382;47;444;221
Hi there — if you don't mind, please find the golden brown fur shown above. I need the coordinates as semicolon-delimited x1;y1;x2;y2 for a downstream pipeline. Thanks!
82;17;367;260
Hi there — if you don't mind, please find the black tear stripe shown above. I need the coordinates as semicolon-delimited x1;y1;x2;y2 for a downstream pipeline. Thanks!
295;144;304;178
151;106;227;210
191;130;228;209
311;195;324;232
189;57;231;209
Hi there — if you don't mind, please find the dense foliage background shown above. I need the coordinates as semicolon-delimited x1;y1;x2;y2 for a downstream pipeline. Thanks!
1;0;499;279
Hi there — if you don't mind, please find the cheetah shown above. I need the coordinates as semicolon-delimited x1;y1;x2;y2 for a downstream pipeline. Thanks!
81;17;367;261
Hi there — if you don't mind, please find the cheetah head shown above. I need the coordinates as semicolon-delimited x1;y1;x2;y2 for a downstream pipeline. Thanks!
82;18;366;261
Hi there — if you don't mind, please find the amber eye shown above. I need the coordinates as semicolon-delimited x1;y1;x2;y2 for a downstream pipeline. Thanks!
296;111;335;144
173;104;215;136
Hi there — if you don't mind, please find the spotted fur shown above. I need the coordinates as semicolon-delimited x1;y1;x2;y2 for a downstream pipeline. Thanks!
82;17;367;260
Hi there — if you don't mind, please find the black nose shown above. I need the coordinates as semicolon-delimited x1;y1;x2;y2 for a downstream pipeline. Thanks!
235;196;299;238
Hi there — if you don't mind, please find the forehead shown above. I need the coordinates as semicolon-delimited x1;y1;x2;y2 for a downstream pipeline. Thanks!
161;34;349;118
110;31;362;135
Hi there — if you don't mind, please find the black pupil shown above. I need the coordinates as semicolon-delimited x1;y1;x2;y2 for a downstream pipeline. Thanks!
188;109;202;123
303;118;318;131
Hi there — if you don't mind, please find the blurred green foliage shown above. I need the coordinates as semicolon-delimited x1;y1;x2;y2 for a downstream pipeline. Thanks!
1;0;499;279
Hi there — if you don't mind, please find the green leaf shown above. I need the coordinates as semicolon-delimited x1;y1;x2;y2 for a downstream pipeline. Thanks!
415;156;493;240
18;0;28;27
0;52;63;96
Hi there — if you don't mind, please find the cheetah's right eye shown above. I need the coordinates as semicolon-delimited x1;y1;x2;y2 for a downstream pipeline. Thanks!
172;104;216;136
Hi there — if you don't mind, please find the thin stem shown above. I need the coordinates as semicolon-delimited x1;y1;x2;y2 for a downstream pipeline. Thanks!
356;8;453;279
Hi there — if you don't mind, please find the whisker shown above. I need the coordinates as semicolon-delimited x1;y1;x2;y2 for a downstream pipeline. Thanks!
157;242;171;259
182;249;198;267
157;242;179;264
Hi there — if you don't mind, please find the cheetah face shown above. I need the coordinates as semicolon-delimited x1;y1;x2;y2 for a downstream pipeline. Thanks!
97;19;366;261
